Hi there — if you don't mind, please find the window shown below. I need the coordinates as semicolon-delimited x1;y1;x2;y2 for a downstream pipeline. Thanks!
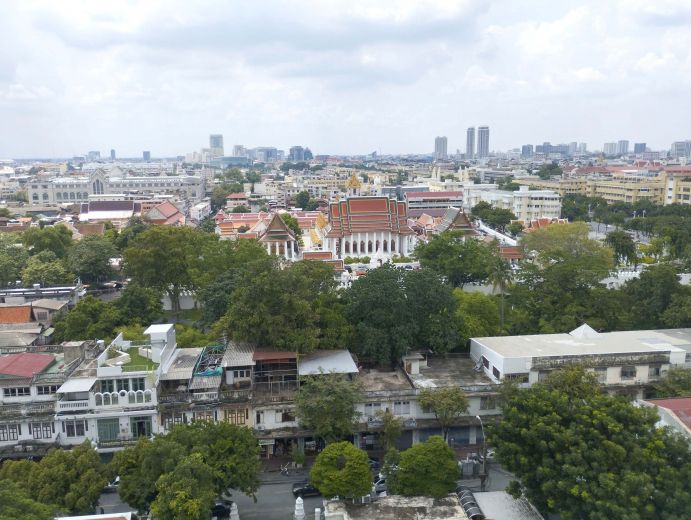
492;366;501;379
648;365;661;379
364;402;382;417
163;413;186;430
481;356;489;369
224;408;247;425
275;409;295;423
3;387;30;397
64;420;87;437
480;396;497;410
233;369;250;379
117;379;130;392
131;378;145;391
30;422;53;439
193;411;215;422
393;401;410;415
0;424;21;441
100;380;115;393
256;411;264;424
37;385;58;395
130;416;152;437
621;366;636;380
595;368;607;383
505;373;529;383
97;418;120;442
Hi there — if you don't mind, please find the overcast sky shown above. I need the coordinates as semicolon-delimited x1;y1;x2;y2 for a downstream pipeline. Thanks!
1;0;690;158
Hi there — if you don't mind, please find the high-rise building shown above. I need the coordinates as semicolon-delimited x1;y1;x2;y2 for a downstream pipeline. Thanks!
289;146;305;162
568;142;578;155
209;134;224;157
87;151;100;161
143;151;151;161
466;127;475;160
603;143;617;156
232;145;246;157
671;141;691;158
477;126;490;158
521;144;534;158
304;147;313;161
578;143;587;153
617;140;629;155
110;149;116;160
434;136;448;160
634;143;647;154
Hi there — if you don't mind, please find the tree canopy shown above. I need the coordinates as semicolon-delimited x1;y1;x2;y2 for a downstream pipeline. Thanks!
418;386;469;441
68;234;118;283
295;374;362;444
490;366;691;519
390;436;459;498
309;442;372;499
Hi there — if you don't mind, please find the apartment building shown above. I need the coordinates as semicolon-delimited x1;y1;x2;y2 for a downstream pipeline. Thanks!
462;185;562;221
470;325;691;400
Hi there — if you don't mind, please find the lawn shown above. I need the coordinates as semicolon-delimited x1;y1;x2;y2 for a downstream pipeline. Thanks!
122;348;159;372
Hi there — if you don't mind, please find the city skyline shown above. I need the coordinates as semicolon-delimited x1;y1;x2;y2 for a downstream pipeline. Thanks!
1;1;691;158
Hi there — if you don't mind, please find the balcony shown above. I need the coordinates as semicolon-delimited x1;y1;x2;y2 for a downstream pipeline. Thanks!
57;399;90;411
220;388;252;402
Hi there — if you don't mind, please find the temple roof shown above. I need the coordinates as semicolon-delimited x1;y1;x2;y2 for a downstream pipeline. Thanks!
258;213;297;243
325;196;414;238
434;207;476;235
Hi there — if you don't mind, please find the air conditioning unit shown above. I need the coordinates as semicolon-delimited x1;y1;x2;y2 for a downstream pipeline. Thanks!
256;425;265;431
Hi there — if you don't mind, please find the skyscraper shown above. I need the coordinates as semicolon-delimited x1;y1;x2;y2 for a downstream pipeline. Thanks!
521;144;534;158
110;149;116;160
434;136;448;160
617;140;629;155
477;126;490;158
634;143;647;154
289;146;305;161
210;134;224;157
603;143;617;155
578;143;587;153
143;151;151;161
568;142;578;155
466;127;475;160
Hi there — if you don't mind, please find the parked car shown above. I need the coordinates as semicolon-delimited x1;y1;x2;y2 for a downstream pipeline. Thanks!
103;476;120;493
372;478;387;495
292;481;321;498
211;499;233;519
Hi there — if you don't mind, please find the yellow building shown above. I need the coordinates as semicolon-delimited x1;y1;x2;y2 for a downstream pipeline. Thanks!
514;177;587;197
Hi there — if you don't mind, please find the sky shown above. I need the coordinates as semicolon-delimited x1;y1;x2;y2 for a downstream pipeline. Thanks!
1;0;690;158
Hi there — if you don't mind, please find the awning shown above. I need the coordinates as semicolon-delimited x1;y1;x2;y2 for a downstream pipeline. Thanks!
57;377;96;393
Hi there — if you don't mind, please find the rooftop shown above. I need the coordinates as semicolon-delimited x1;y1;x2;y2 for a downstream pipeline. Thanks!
0;306;33;324
473;327;691;359
327;495;469;520
0;352;55;378
408;355;496;390
298;350;358;376
645;397;691;432
472;491;544;520
358;368;413;393
160;347;202;381
222;342;255;368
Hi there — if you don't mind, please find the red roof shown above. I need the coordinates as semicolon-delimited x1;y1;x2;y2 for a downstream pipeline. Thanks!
0;352;55;377
647;397;691;430
405;191;463;200
227;193;249;199
0;306;33;324
253;351;297;361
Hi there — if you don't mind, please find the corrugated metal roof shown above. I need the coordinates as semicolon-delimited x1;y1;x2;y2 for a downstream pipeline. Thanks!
189;375;222;390
299;350;358;376
160;348;202;381
222;342;255;367
57;377;96;393
0;352;55;377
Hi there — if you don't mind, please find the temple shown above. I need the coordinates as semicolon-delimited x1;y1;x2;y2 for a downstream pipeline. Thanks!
323;196;416;259
257;213;299;259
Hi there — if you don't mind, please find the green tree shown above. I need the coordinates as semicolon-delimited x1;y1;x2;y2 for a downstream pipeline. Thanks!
454;290;501;344
309;442;372;499
391;436;458;498
490;366;691;519
414;232;498;287
22;225;73;258
295;190;310;209
216;260;336;353
471;203;517;231
280;213;302;244
7;442;106;515
68;235;118;283
0;480;56;520
115;283;163;325
605;230;637;265
112;217;150;251
0;233;28;287
374;409;403;452
295;374;362;444
210;183;243;211
650;368;691;398
536;162;562;180
123;226;214;311
224;167;244;183
418;387;470;441
0;207;12;218
150;454;217;520
53;295;123;341
231;204;250;213
488;258;513;328
175;323;214;348
21;250;72;287
507;222;524;236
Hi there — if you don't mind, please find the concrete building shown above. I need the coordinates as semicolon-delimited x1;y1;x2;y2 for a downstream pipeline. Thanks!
671;140;691;158
634;143;647;154
466;127;476;160
603;142;618;156
289;146;305;162
142;151;151;161
434;136;448;161
521;144;533;158
209;134;224;158
463;185;561;222
477;126;490;158
470;325;691;400
404;191;464;212
617;140;629;155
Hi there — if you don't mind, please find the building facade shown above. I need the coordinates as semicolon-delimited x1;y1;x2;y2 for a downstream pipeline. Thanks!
477;126;490;158
434;137;448;161
466;127;476;160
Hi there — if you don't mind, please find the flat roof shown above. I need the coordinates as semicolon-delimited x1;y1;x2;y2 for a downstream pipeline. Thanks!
144;324;174;334
298;350;358;376
408;356;496;389
160;348;202;381
473;328;691;359
473;491;544;520
358;368;413;392
253;351;296;361
57;377;96;393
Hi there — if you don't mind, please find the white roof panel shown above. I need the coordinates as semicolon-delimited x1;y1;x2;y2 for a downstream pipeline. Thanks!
299;350;358;376
57;377;96;393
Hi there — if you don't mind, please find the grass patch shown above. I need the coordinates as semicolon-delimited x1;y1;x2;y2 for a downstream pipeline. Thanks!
122;348;158;372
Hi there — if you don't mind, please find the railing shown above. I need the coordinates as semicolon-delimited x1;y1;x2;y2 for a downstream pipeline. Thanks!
57;399;90;411
220;389;251;402
192;391;219;402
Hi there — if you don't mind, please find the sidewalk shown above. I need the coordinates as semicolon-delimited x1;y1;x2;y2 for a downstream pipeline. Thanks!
260;455;315;484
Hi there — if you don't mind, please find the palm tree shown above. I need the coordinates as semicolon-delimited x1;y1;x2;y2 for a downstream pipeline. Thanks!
489;258;513;329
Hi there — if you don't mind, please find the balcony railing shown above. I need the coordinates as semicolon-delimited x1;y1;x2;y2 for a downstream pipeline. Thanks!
220;389;251;402
57;399;90;411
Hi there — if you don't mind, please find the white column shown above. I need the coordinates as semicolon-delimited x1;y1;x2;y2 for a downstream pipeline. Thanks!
365;232;369;254
266;243;270;254
284;241;288;259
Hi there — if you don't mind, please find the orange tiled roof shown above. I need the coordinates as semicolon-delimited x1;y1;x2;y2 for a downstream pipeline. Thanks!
0;306;33;324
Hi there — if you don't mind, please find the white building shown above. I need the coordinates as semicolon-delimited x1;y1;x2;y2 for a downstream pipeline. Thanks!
463;184;561;221
470;325;691;399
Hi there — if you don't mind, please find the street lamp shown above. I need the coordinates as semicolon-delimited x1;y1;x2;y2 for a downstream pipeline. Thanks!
475;415;487;491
